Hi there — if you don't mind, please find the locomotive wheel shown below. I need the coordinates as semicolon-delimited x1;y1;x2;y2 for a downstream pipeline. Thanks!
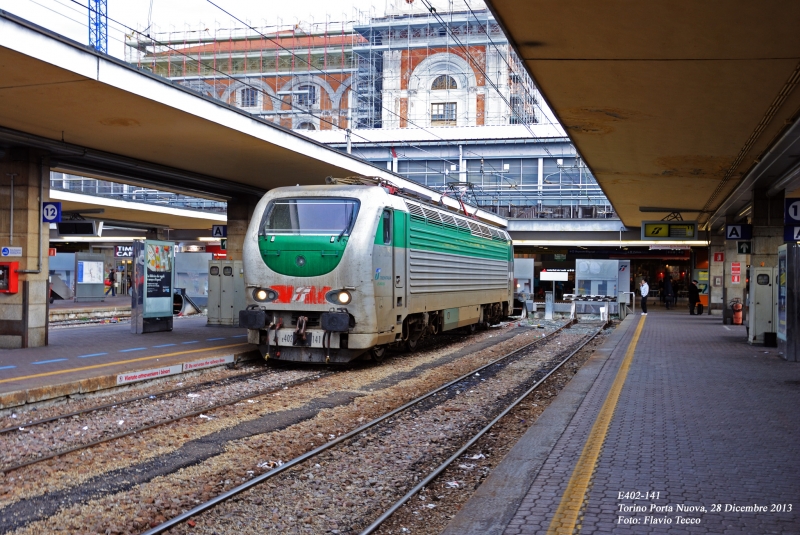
405;337;419;352
371;345;386;362
467;323;478;334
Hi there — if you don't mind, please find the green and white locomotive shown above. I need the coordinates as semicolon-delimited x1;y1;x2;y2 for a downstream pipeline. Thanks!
239;178;513;363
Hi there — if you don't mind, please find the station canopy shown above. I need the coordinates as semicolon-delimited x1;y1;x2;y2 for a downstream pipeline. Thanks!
486;0;800;228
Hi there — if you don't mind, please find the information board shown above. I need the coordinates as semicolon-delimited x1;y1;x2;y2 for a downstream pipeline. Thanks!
132;240;175;319
77;261;103;284
641;221;698;240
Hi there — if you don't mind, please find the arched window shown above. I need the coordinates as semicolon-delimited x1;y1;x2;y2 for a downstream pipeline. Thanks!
238;87;261;109
296;122;316;130
431;75;457;91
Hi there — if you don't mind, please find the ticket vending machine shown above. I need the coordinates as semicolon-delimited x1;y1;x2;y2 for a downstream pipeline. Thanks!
0;262;19;294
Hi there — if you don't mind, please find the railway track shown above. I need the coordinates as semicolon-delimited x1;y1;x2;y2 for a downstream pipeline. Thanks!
0;328;500;475
0;366;331;474
139;320;608;535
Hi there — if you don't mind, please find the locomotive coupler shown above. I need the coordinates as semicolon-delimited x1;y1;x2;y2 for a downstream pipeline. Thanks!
293;316;310;346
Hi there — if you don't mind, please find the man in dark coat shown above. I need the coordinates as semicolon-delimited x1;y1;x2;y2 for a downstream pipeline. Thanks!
664;277;674;310
688;279;700;315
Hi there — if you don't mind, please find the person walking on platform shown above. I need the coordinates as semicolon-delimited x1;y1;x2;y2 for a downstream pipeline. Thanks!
688;279;700;315
105;268;116;297
639;278;649;315
664;277;674;310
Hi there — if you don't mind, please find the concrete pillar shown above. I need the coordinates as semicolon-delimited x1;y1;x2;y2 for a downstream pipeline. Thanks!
722;214;746;323
226;194;260;262
708;234;725;314
747;189;785;341
750;189;784;270
0;148;50;348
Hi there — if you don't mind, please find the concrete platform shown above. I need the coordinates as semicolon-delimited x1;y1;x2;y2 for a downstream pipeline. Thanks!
0;316;255;409
443;307;800;534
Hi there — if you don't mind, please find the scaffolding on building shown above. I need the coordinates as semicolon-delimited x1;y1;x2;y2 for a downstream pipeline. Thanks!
123;1;541;129
121;0;615;220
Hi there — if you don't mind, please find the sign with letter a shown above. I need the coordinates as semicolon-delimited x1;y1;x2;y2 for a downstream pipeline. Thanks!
726;225;752;240
212;225;227;238
784;226;800;242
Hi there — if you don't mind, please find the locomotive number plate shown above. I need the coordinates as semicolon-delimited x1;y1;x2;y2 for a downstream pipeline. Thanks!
277;331;338;348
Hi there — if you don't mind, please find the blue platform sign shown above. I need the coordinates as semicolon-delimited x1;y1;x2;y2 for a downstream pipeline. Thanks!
786;198;800;224
785;226;800;242
42;202;62;223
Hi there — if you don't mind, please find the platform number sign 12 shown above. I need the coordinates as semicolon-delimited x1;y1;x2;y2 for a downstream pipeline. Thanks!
42;202;62;223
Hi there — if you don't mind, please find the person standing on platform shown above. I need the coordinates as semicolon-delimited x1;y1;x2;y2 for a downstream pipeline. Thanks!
640;278;649;315
688;279;700;315
105;268;116;297
664;277;674;310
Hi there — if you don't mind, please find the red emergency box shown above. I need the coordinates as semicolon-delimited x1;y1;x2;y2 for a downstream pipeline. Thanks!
0;262;19;294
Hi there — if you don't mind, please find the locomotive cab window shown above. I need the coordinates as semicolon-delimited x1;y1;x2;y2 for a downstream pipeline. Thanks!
260;198;360;236
382;210;392;244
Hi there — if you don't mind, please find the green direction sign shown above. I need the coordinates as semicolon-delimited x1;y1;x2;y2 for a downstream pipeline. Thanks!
220;238;227;250
737;241;751;254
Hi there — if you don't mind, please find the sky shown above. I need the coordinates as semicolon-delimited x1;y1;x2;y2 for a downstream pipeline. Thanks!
0;0;390;58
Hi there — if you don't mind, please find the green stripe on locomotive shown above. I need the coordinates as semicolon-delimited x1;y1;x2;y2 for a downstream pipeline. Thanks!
258;234;348;276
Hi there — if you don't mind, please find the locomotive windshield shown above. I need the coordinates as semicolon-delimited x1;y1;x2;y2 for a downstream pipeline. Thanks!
261;198;360;235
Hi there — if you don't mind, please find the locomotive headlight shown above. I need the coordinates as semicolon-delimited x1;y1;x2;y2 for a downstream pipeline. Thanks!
253;288;277;302
325;289;353;305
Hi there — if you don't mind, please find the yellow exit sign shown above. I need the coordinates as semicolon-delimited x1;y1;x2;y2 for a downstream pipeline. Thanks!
641;221;698;240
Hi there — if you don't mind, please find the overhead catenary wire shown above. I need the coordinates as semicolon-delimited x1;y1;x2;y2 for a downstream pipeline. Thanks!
54;0;528;203
199;0;506;162
461;0;558;127
53;0;499;191
60;0;379;142
45;0;590;209
419;0;565;170
194;0;561;191
162;8;563;187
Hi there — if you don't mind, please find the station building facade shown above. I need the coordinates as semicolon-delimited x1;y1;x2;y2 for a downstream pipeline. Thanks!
125;0;616;220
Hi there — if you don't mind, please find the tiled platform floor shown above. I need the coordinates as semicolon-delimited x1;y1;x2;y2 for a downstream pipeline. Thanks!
445;308;800;534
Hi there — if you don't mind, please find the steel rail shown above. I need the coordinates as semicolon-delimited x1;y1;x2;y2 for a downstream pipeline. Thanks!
141;320;577;535
1;372;332;474
359;322;608;534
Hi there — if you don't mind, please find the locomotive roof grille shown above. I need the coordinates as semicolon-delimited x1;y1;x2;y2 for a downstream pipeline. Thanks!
407;203;426;220
404;200;508;241
440;213;459;229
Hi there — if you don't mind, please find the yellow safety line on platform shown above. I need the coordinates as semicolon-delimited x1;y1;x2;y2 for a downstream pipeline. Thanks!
0;343;250;385
546;316;646;535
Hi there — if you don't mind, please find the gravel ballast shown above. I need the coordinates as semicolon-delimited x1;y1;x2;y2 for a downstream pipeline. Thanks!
0;319;611;535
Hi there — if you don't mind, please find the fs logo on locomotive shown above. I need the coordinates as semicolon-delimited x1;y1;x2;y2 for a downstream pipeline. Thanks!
270;285;332;304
